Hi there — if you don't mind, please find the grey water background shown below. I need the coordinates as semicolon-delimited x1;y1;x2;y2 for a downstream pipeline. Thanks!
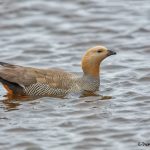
0;0;150;150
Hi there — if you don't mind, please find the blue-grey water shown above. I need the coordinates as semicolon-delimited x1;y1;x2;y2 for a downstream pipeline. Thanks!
0;0;150;150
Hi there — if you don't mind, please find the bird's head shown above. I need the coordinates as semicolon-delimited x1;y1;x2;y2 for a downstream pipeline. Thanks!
82;46;116;77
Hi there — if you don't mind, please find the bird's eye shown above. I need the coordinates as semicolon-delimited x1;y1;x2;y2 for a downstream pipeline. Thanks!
97;50;102;53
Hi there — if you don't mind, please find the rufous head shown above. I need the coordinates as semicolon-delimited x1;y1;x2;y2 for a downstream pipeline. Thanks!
82;46;116;78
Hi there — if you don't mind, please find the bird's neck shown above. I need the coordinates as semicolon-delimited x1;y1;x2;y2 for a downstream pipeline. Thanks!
81;70;100;92
82;58;101;79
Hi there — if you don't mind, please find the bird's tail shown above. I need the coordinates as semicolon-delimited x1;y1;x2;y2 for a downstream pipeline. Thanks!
0;77;24;95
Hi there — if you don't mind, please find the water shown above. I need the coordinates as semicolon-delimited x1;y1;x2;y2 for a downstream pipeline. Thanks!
0;0;150;150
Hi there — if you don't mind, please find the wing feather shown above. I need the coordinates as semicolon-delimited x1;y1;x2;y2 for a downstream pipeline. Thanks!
0;62;76;90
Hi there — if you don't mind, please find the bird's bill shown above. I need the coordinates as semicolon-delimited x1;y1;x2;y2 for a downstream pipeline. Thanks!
107;50;116;56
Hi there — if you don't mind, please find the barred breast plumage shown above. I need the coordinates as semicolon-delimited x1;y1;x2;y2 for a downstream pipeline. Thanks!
0;46;116;97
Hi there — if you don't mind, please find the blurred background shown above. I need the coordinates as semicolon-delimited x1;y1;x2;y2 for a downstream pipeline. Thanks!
0;0;150;150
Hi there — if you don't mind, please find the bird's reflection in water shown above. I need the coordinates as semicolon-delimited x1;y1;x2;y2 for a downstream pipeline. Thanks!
1;94;39;111
2;99;20;111
1;92;112;111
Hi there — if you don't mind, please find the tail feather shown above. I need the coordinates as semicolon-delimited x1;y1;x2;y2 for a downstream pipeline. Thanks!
0;77;24;95
0;62;17;68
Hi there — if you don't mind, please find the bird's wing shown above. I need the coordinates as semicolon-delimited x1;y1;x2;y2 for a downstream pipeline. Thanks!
0;62;76;90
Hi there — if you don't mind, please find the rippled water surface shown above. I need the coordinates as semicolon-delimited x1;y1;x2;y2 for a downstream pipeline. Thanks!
0;0;150;150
